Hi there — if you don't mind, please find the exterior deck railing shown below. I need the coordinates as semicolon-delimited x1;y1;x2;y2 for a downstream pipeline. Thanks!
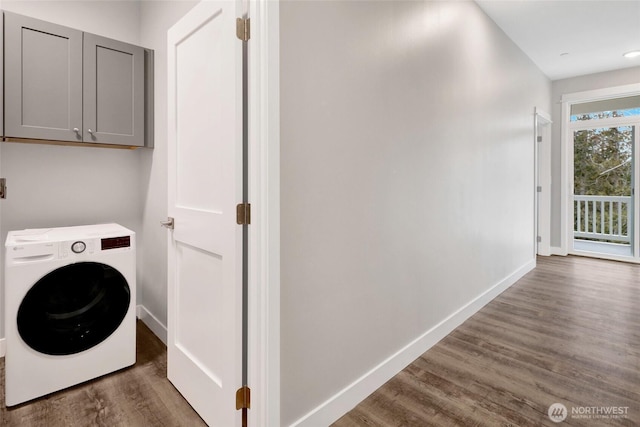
574;195;631;243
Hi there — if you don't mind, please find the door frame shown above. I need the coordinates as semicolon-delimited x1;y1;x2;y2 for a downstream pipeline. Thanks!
560;83;640;259
247;0;280;426
535;107;552;256
0;10;4;358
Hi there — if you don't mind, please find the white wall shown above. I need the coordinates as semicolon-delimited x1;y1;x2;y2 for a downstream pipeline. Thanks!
0;0;142;338
138;0;198;340
279;1;551;424
549;66;640;248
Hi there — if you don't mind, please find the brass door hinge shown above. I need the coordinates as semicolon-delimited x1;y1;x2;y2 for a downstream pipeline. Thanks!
236;18;250;42
236;385;251;410
236;203;251;225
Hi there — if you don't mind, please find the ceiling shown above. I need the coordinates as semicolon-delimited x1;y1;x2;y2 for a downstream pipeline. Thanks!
476;0;640;81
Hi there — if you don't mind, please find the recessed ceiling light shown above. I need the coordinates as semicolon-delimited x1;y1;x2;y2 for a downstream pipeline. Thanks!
623;50;640;58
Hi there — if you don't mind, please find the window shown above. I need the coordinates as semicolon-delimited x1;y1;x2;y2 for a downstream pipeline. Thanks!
570;95;640;122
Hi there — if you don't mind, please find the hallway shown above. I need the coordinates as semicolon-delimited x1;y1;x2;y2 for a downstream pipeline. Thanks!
334;256;640;426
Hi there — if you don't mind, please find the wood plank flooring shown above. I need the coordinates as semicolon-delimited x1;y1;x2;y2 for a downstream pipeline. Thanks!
0;320;205;426
333;256;640;427
1;256;638;426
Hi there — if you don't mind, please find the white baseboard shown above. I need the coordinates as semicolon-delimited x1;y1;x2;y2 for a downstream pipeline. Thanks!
137;305;167;345
289;258;536;427
0;338;5;358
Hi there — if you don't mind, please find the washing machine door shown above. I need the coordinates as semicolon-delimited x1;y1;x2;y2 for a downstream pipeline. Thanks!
17;262;131;356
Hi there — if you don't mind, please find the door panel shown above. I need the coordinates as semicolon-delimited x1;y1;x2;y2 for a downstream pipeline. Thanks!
4;12;82;141
167;1;242;426
175;242;224;383
573;125;634;256
83;33;144;146
175;28;225;213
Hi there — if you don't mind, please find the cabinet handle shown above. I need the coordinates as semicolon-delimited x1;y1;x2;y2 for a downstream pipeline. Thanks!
87;129;94;135
73;128;80;133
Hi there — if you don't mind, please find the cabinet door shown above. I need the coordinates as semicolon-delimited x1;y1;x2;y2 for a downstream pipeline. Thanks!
83;34;145;147
4;12;83;142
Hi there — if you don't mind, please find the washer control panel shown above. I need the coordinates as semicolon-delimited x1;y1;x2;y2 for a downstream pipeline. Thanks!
101;236;131;250
60;239;95;259
5;225;135;264
71;241;86;253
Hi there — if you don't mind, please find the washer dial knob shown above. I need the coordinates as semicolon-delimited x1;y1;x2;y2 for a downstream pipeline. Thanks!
71;241;86;254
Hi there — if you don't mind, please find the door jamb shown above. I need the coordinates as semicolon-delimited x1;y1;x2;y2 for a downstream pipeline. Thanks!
535;108;552;257
247;0;280;426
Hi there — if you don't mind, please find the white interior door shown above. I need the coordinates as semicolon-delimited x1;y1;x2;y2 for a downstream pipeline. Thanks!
167;1;242;426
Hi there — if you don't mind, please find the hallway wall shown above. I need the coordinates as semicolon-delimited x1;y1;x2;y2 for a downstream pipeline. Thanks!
279;1;551;424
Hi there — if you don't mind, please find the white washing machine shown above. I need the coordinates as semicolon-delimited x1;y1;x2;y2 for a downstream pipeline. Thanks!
4;223;136;406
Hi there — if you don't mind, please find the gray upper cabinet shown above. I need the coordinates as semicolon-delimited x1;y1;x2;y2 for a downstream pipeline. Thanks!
4;12;83;142
83;34;144;146
3;11;148;147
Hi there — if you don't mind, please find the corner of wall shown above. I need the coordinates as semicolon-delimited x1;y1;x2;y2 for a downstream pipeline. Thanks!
137;305;167;345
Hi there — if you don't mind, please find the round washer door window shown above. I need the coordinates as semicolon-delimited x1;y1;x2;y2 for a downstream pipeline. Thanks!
17;262;131;356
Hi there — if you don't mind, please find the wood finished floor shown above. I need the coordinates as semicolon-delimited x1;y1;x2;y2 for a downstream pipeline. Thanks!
0;320;206;426
1;256;638;426
334;256;640;427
